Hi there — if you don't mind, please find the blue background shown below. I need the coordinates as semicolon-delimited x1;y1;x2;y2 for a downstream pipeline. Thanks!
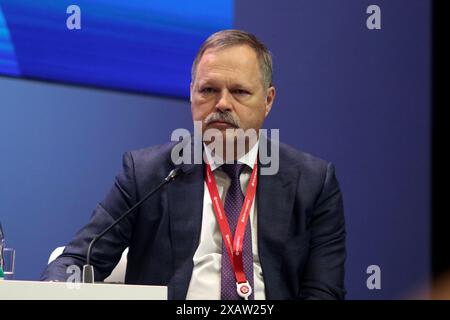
0;0;430;299
0;0;232;97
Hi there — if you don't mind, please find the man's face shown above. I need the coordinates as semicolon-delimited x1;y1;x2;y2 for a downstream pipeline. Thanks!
190;45;275;140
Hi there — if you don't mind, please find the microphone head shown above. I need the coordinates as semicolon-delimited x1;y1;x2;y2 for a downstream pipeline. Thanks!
165;167;182;181
0;222;4;241
0;222;4;268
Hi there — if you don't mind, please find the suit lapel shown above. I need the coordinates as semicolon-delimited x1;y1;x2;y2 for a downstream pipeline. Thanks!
167;144;205;299
257;145;300;299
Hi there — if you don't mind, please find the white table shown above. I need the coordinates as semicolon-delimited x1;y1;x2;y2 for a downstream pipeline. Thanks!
0;280;167;300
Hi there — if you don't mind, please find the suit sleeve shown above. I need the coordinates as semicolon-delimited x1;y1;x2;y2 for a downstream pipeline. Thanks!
298;162;347;299
40;152;137;282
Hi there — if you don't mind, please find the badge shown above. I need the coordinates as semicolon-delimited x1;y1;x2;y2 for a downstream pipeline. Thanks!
236;281;252;300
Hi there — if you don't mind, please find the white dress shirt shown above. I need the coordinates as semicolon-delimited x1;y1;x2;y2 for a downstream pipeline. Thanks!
185;141;266;300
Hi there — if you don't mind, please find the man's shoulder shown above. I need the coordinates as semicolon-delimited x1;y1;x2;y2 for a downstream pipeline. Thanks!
279;142;329;169
126;141;177;164
278;142;331;177
122;141;180;180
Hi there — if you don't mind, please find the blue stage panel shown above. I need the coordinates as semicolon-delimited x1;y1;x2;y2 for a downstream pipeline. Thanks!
0;0;233;98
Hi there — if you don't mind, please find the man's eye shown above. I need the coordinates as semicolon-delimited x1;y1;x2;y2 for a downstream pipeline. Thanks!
234;89;250;95
200;87;215;94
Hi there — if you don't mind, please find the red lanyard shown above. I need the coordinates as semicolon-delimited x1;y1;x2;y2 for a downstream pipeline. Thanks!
205;162;258;297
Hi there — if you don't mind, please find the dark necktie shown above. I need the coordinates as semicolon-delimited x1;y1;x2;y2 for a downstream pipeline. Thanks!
220;163;255;300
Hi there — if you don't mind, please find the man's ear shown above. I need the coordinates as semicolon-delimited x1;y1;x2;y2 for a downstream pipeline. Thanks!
264;86;276;117
190;82;194;102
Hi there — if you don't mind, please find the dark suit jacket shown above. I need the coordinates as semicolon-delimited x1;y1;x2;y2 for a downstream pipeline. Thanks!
41;138;346;299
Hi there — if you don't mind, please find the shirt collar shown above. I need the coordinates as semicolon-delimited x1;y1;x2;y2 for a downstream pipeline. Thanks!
203;140;259;172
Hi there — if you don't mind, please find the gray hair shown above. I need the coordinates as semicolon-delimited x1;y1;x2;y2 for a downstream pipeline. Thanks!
191;29;273;89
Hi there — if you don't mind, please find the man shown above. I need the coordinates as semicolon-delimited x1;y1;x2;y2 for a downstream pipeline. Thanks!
41;29;346;300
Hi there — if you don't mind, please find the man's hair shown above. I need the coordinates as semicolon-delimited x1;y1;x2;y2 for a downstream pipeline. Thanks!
191;29;273;89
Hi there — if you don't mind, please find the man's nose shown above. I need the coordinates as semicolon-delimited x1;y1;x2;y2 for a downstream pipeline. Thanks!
215;90;233;112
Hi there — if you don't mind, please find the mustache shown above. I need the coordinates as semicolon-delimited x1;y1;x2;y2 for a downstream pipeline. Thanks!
204;112;240;128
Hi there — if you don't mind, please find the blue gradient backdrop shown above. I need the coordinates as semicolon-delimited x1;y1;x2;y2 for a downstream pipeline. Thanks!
0;0;233;97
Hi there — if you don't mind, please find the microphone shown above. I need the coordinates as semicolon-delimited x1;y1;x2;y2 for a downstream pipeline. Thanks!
82;167;182;283
0;222;5;271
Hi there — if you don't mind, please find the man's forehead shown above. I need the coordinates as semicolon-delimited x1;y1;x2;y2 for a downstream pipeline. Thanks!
199;45;259;69
196;45;261;82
